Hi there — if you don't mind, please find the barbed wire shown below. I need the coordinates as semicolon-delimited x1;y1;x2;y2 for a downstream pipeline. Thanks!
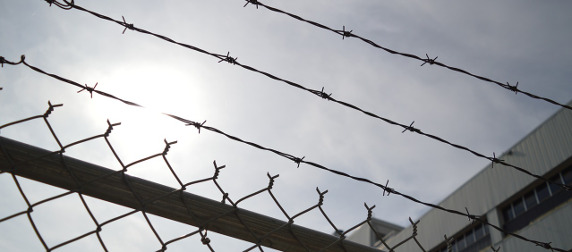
241;0;572;111
0;105;416;252
2;53;571;193
0;55;567;251
13;0;572;193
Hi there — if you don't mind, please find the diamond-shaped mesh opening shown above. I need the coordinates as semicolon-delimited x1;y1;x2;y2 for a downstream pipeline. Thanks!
0;173;28;218
0;215;45;251
50;233;106;252
98;212;162;251
28;193;98;248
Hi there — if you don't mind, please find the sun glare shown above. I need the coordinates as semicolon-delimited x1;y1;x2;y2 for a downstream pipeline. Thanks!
89;63;205;138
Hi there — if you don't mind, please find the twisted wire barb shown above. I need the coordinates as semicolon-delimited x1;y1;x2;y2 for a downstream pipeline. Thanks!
30;1;572;193
1;56;568;251
408;218;426;252
2;113;269;251
241;0;572;111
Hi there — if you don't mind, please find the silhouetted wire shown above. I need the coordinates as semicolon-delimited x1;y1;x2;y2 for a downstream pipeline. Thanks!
1;55;566;252
0;111;397;252
28;1;571;194
242;0;572;111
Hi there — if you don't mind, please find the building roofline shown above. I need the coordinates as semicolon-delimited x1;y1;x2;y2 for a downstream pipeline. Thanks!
369;217;404;231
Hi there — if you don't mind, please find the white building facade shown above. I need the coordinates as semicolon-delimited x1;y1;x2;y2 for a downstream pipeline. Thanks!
349;100;572;252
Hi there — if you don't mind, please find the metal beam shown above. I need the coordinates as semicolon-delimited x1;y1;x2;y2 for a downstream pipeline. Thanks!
0;136;381;252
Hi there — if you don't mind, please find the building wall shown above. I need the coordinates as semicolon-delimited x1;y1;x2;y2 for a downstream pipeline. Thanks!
347;224;374;247
347;219;403;247
384;100;572;251
498;200;572;251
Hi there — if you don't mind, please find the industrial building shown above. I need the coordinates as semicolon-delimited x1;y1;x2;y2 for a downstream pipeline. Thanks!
347;100;572;252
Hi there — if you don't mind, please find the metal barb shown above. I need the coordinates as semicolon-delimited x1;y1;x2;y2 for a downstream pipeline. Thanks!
340;25;353;39
200;229;211;245
214;160;226;170
186;120;207;133
44;101;63;118
464;207;475;222
316;187;328;205
267;173;279;189
104;119;121;137
402;121;417;133
162;139;177;155
409;217;419;228
243;0;259;8
536;242;552;250
491;152;504;169
294;156;305;168
382;179;392;196
364;203;375;220
318;87;332;100
218;52;237;64
221;193;229;204
77;82;98;98
45;0;74;9
408;217;420;236
506;81;519;94
212;160;226;179
121;16;134;34
420;53;438;66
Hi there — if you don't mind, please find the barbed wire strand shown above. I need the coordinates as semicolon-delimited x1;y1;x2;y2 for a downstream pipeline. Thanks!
24;1;572;193
0;56;566;251
3;53;570;194
241;0;572;111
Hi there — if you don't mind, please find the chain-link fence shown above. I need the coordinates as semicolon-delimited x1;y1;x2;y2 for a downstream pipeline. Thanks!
2;0;571;251
1;103;428;251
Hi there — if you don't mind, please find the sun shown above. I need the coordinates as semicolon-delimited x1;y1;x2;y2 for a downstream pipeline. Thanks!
85;62;207;146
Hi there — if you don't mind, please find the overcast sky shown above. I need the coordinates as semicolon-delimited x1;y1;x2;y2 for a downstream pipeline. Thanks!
1;0;572;251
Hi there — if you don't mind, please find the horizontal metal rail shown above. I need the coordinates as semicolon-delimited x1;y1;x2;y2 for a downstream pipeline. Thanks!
0;136;381;252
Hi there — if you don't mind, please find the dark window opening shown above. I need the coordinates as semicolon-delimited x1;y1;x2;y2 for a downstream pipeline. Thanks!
474;224;484;240
512;199;525;216
549;174;564;195
502;208;514;222
465;230;475;244
536;183;550;202
563;167;572;184
524;191;538;210
431;222;490;252
501;165;572;234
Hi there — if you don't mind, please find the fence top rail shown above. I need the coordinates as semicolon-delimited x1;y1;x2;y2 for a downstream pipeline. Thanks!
0;136;383;252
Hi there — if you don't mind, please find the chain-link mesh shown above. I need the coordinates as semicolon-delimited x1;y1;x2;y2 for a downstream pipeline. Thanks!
1;104;426;251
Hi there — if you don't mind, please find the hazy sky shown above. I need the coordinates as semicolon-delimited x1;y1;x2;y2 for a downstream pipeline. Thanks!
1;0;572;251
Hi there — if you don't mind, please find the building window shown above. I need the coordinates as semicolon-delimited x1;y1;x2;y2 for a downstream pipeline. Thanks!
536;182;550;202
549;174;564;195
563;167;572;184
501;165;572;233
524;191;538;210
432;222;491;252
512;198;525;216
